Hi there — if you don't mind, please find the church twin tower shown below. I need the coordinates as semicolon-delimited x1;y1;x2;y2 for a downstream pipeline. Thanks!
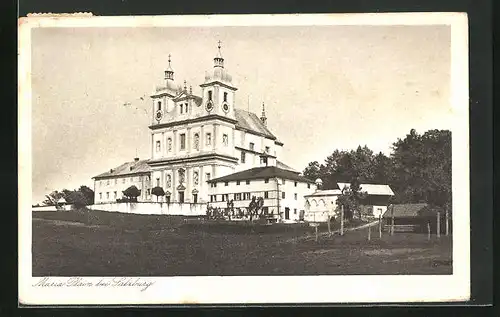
147;42;280;204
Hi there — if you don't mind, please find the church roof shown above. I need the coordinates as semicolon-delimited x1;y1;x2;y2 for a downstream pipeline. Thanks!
337;183;394;196
207;166;315;184
276;160;298;173
92;159;151;179
235;109;276;140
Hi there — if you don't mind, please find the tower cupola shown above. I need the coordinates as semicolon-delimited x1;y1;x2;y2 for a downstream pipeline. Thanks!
260;102;267;126
164;54;174;81
214;40;224;68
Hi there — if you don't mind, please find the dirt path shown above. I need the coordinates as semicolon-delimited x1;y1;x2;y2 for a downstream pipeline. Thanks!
32;217;99;228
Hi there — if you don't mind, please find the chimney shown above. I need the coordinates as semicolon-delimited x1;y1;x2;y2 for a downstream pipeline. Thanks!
110;169;114;173
134;157;139;162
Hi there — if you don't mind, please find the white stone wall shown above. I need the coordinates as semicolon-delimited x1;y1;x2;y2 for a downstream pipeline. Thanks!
89;202;206;216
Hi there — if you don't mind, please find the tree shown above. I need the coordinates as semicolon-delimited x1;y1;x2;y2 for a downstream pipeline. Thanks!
64;190;87;208
302;161;322;182
43;190;65;206
335;178;368;220
390;129;451;208
78;185;94;205
151;186;165;202
122;185;141;202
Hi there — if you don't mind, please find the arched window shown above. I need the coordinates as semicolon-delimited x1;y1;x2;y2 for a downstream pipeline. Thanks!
156;140;161;152
180;104;183;114
157;101;162;111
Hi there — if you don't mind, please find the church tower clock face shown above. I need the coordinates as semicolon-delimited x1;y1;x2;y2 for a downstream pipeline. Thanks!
155;110;163;122
205;100;214;113
222;103;230;113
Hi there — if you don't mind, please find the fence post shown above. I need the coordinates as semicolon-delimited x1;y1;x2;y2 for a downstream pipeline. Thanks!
378;214;382;239
327;212;331;236
390;205;395;236
315;225;318;242
368;225;371;241
340;205;344;236
445;206;449;236
437;211;441;238
427;221;431;241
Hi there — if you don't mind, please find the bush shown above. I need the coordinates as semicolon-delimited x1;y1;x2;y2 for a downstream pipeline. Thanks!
151;186;165;201
122;186;141;202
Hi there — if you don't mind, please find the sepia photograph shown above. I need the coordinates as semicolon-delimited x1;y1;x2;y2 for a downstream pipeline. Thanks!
18;13;470;304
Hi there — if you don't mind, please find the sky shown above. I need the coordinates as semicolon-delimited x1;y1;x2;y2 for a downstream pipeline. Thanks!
30;24;452;203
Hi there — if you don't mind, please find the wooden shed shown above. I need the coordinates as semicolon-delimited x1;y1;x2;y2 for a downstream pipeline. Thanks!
383;203;448;233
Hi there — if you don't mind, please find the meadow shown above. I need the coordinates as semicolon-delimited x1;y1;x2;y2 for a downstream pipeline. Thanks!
32;210;452;276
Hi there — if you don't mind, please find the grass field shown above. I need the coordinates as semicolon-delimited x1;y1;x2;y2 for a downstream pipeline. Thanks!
32;210;452;276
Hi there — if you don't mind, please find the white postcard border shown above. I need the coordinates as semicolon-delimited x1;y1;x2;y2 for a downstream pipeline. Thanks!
19;12;470;305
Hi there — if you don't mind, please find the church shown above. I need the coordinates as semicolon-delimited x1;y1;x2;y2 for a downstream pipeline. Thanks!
92;42;315;214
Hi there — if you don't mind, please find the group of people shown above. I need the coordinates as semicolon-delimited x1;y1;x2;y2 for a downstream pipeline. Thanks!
206;196;268;221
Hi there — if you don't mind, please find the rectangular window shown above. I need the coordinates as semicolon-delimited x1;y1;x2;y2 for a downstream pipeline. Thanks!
180;104;183;114
235;193;241;200
114;191;117;199
180;133;186;150
282;179;285;185
106;192;109;199
246;180;250;185
224;182;228;186
294;181;298;187
222;133;228;146
206;173;211;181
178;191;184;203
241;151;246;163
224;194;229;201
221;194;226;202
99;193;102;199
158;101;162;111
107;179;110;185
206;133;212;146
115;179;118;185
265;146;270;153
294;208;297;215
223;92;228;102
294;193;298;200
193;194;198;203
249;142;254;151
156;140;161;152
130;177;134;182
263;207;269;215
123;178;126;184
264;191;269;199
156;178;160;187
261;156;268;165
264;178;269;183
208;90;213;100
282;192;286;199
307;184;311;189
147;189;150;196
185;103;189;113
244;193;251;200
236;180;240;185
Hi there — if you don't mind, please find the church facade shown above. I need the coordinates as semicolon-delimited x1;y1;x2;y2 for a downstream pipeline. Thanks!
93;43;308;208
